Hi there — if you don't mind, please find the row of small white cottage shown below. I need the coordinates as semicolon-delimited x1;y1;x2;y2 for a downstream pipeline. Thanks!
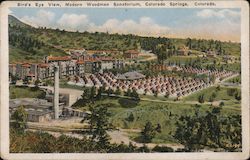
68;69;235;97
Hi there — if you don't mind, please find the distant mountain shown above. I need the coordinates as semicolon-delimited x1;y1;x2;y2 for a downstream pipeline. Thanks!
8;15;31;28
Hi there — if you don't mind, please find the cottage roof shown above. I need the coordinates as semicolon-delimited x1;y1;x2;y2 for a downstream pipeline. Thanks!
117;71;145;80
125;50;139;54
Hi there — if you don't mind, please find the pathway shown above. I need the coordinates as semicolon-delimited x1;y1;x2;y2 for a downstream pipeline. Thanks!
108;129;184;150
27;125;184;150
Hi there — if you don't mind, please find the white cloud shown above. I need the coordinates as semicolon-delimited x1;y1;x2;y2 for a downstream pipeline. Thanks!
20;10;55;27
197;9;240;19
54;14;170;37
57;13;91;31
89;16;170;36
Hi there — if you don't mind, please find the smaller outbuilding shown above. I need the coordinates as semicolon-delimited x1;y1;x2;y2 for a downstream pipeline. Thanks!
116;71;145;80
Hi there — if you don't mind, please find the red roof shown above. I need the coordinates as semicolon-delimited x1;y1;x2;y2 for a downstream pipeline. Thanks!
125;50;139;54
38;63;49;68
84;57;98;62
22;63;31;67
76;60;84;64
48;56;71;61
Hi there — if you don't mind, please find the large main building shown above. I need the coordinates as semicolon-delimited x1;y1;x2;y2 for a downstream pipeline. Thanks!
9;53;124;81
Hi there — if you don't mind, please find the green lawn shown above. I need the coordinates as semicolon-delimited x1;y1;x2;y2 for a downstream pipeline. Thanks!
9;86;46;99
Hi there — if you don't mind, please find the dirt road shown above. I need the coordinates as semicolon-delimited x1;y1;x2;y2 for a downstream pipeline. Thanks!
108;129;184;150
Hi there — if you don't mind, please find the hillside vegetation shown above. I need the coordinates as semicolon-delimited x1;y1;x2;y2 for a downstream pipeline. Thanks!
9;15;240;63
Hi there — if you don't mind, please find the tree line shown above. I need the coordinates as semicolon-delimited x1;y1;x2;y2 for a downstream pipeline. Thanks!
9;31;45;53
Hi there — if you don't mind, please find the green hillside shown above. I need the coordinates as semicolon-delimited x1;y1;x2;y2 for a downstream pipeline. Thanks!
9;15;68;63
9;15;31;28
8;15;241;63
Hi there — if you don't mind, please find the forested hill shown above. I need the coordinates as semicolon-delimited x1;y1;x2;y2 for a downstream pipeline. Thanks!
8;15;240;63
9;15;32;28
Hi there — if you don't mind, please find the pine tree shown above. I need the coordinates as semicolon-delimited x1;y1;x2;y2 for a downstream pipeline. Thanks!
141;121;156;143
84;105;111;149
126;113;134;122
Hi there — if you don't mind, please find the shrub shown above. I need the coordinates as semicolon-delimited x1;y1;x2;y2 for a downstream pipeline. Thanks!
137;144;150;153
198;94;205;103
126;113;135;122
152;145;174;152
118;98;139;108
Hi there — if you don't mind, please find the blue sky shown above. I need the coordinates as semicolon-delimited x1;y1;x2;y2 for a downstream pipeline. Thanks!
9;8;241;42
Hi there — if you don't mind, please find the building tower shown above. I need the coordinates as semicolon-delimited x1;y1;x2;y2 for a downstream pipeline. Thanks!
54;65;59;119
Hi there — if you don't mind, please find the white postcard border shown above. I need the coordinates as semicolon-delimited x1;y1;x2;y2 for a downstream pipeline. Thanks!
0;1;249;160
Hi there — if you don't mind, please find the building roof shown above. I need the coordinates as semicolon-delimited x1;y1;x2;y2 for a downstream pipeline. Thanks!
117;71;145;80
22;63;31;67
38;63;49;68
99;57;114;61
76;60;85;64
84;57;99;62
47;56;71;61
124;50;139;54
9;64;16;67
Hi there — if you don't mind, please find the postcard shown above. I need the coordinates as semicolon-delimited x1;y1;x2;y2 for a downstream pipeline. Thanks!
0;1;249;160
